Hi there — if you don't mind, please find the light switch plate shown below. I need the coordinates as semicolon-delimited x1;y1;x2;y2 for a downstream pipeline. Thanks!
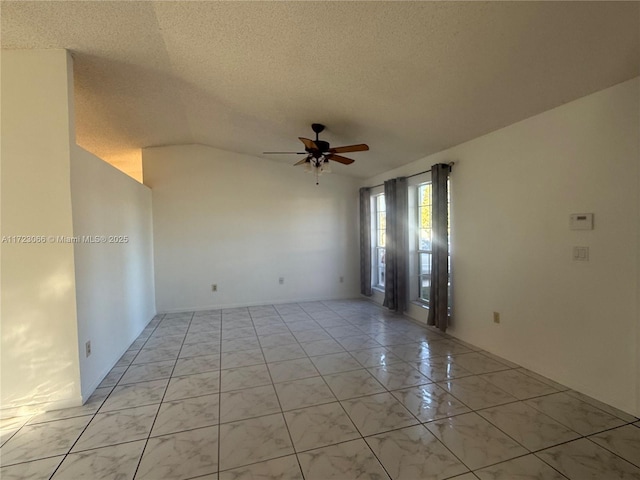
570;213;594;230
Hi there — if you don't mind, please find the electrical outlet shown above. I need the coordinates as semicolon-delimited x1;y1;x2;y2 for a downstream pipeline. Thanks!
572;246;589;261
279;277;284;285
493;312;500;324
339;276;344;283
85;340;91;357
211;284;218;292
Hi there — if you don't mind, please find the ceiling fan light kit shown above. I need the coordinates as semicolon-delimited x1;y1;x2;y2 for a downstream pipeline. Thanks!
264;123;369;185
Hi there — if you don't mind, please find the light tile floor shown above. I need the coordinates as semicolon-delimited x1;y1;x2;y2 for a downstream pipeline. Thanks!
2;299;639;479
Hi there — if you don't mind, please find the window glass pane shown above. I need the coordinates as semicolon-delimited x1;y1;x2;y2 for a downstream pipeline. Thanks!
418;184;431;206
419;228;431;251
419;275;430;302
379;212;386;233
419;253;431;275
378;229;386;248
419;209;431;231
418;183;432;252
375;195;386;249
377;248;385;286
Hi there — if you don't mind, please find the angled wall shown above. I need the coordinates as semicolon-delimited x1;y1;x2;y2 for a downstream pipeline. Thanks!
71;146;155;401
1;50;81;412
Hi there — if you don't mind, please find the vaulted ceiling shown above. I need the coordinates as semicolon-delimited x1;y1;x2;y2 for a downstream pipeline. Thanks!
2;1;638;182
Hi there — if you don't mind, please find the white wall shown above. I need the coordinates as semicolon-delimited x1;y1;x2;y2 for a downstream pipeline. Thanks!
364;78;640;416
143;144;360;312
0;50;82;413
71;146;156;401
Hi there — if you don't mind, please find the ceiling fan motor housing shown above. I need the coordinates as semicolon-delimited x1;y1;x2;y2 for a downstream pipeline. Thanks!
313;140;330;154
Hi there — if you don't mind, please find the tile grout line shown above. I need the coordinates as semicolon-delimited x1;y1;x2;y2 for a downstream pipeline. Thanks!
216;308;223;478
583;433;640;469
130;311;195;480
247;305;306;479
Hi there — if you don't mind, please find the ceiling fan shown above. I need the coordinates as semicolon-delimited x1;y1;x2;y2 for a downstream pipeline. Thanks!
263;123;369;184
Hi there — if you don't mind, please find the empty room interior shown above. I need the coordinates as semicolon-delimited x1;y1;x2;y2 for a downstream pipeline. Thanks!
1;1;639;479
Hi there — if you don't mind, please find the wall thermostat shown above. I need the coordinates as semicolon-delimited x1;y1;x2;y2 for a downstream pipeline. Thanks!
570;213;594;230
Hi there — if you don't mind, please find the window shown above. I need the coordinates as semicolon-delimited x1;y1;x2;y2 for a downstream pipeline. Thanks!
416;182;450;304
417;184;432;302
374;194;386;288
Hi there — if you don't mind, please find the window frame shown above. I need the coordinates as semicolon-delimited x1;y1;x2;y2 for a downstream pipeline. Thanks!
416;183;432;304
372;192;386;290
415;180;451;307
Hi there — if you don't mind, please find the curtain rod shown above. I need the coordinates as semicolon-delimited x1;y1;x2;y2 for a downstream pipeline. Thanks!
365;162;455;190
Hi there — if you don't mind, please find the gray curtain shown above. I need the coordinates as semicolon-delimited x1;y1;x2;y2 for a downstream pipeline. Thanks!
427;164;451;331
383;177;408;312
359;187;372;296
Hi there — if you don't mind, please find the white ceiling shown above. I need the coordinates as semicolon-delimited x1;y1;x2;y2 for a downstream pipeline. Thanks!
2;1;638;181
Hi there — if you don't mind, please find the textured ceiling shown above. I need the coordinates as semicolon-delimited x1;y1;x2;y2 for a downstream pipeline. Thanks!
2;1;639;182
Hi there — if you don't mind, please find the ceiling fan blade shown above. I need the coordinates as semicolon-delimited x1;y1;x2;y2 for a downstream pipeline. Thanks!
329;144;369;154
263;152;307;154
299;137;318;150
294;157;310;166
327;154;355;165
